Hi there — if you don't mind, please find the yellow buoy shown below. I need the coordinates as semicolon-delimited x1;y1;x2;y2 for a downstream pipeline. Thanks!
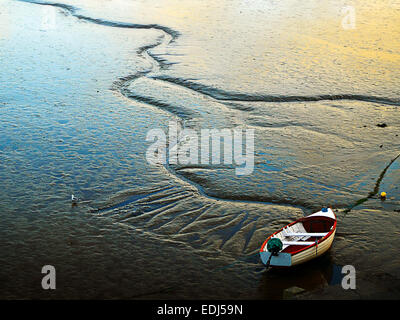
380;192;387;198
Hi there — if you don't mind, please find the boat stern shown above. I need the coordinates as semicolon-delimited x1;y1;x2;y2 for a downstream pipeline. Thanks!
260;251;292;267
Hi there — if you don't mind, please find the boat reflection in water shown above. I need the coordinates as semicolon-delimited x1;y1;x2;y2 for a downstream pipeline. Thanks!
257;253;345;299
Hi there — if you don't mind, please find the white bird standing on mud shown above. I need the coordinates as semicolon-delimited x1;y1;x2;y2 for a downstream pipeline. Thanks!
71;194;78;204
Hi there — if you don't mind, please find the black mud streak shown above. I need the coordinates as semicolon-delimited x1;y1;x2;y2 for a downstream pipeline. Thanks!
153;76;400;106
124;92;198;119
111;73;145;92
17;0;180;40
344;152;400;214
367;153;400;198
17;0;77;12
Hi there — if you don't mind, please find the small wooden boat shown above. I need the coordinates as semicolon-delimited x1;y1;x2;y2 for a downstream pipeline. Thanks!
260;207;337;267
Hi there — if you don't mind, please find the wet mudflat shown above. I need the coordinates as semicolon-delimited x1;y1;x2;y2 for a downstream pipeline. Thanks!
0;0;399;299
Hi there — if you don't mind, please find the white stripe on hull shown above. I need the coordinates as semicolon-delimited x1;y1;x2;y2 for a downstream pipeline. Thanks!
291;230;336;266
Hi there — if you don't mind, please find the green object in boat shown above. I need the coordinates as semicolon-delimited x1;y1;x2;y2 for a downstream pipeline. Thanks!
267;238;283;255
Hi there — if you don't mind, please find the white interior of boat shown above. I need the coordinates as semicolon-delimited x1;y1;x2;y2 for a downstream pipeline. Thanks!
271;222;329;250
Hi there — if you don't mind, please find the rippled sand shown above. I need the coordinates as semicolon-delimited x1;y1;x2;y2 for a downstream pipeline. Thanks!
0;0;399;299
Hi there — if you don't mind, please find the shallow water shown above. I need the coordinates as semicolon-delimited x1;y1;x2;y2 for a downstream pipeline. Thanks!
0;0;399;299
